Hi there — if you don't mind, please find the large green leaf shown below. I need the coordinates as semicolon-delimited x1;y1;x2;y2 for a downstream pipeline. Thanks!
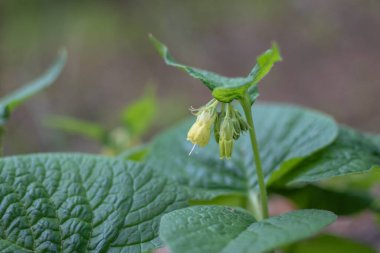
275;184;373;215
0;154;187;252
284;234;376;253
0;50;67;127
283;127;380;185
149;35;281;103
146;104;338;199
160;206;336;253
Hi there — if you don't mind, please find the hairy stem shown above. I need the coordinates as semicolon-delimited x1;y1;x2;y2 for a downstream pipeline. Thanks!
240;95;269;219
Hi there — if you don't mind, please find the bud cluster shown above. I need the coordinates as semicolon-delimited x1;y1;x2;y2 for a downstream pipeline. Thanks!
187;99;249;159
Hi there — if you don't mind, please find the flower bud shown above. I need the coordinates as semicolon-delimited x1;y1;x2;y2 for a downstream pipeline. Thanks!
232;116;241;140
236;111;249;132
213;112;223;143
219;115;234;159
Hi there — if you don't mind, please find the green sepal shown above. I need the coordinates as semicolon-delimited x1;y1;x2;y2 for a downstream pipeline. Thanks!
149;35;281;103
213;112;222;143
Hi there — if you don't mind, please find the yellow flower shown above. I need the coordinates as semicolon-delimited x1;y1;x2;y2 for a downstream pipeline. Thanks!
187;109;215;147
186;99;219;151
187;121;212;147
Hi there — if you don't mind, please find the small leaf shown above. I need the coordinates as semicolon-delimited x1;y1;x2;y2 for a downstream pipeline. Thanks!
274;184;373;215
149;35;281;102
0;49;67;126
160;206;336;253
44;115;108;143
284;234;376;253
119;144;149;161
283;127;380;185
0;154;187;252
146;104;337;199
121;86;157;138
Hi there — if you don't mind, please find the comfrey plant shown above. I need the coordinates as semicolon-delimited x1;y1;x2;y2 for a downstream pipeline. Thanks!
0;38;379;253
149;34;281;220
147;36;380;253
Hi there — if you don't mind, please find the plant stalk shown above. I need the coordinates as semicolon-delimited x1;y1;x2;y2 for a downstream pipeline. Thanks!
246;190;263;220
240;95;269;220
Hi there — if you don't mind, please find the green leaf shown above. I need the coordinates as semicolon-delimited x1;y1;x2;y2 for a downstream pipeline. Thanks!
0;49;67;127
284;234;376;253
149;35;281;103
160;206;336;253
320;169;380;191
121;86;157;138
189;194;246;208
146;103;337;199
44;115;108;143
247;85;259;105
283;127;380;185
119;144;149;161
275;184;373;215
0;154;187;252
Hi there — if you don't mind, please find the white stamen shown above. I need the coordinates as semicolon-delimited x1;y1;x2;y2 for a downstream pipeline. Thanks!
189;144;197;156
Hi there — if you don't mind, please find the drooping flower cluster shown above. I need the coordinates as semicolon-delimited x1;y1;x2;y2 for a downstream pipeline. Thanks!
187;99;249;159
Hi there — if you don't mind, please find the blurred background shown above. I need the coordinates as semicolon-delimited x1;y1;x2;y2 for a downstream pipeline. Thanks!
1;0;380;154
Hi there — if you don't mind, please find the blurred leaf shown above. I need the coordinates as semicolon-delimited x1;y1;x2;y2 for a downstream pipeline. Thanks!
0;49;67;126
146;104;337;199
283;127;380;185
121;86;156;138
0;128;4;155
149;35;281;103
189;194;246;208
284;234;376;253
119;144;149;161
160;206;336;253
107;127;131;153
45;115;108;143
275;185;373;215
321;169;380;191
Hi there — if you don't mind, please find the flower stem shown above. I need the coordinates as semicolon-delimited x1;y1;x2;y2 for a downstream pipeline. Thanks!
240;94;269;220
246;190;263;220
